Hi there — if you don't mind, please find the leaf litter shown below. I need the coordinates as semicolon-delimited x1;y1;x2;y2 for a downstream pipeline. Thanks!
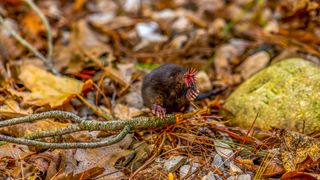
0;0;319;179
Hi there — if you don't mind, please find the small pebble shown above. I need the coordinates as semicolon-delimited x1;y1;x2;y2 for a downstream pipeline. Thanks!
238;174;251;180
201;172;216;180
214;174;223;180
180;163;200;179
212;154;224;171
226;176;236;180
196;71;213;93
136;22;167;42
238;51;270;79
214;140;234;158
124;92;144;109
124;0;140;13
229;161;243;175
172;17;192;33
163;156;187;172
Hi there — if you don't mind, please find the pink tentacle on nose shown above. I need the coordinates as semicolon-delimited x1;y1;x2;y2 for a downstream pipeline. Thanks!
183;68;197;87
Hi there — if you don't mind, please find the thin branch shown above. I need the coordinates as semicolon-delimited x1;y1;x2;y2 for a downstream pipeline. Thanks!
0;16;46;62
77;95;113;121
24;0;53;62
0;111;84;128
0;16;58;75
0;111;178;149
24;124;82;140
0;125;131;149
0;111;176;131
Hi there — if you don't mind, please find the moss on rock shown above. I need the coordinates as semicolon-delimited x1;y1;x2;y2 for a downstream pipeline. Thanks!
223;58;320;133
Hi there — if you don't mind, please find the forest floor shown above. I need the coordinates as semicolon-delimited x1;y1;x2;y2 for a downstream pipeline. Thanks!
0;0;319;179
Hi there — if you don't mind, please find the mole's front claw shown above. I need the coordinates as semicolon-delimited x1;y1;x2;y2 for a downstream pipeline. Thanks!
186;88;199;101
152;104;166;119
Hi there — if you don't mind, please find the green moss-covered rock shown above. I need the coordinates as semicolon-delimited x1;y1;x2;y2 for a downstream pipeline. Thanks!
223;58;320;133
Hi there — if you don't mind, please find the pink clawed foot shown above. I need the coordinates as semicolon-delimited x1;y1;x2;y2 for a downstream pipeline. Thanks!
152;104;166;119
186;88;199;101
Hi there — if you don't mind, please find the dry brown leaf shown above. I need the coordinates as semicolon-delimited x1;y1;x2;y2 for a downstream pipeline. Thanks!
262;161;286;178
281;171;320;180
73;0;86;11
113;104;143;120
0;143;31;158
21;12;44;36
279;130;320;172
105;66;130;88
296;155;320;172
123;141;155;171
30;150;62;179
0;99;33;118
1;0;22;5
54;20;111;74
185;12;208;28
0;143;34;178
57;134;133;179
105;66;130;95
13;64;91;107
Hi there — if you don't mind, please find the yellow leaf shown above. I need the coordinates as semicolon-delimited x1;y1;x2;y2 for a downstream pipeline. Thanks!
168;172;174;180
0;99;33;118
17;64;89;107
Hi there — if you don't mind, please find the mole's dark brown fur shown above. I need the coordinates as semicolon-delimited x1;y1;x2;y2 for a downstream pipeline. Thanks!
141;64;198;118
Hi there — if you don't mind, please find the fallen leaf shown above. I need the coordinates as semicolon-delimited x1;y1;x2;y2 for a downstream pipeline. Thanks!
262;161;286;178
120;141;154;171
113;104;143;120
13;64;91;107
281;171;319;180
57;134;133;179
0;143;31;158
105;66;130;88
73;0;86;11
279;130;320;172
237;51;270;79
28;150;61;177
0;0;22;5
0;99;33;118
296;155;320;172
75;167;105;179
0;143;34;178
54;20;111;74
105;66;130;95
21;12;44;37
168;172;174;180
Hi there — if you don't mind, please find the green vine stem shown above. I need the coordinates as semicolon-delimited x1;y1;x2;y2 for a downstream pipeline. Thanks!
0;111;177;149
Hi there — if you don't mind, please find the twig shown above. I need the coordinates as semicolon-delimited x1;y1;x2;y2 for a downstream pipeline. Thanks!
24;0;53;62
24;124;82;140
0;111;84;128
0;16;46;64
0;10;58;75
77;94;113;121
0;125;131;149
0;111;177;149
